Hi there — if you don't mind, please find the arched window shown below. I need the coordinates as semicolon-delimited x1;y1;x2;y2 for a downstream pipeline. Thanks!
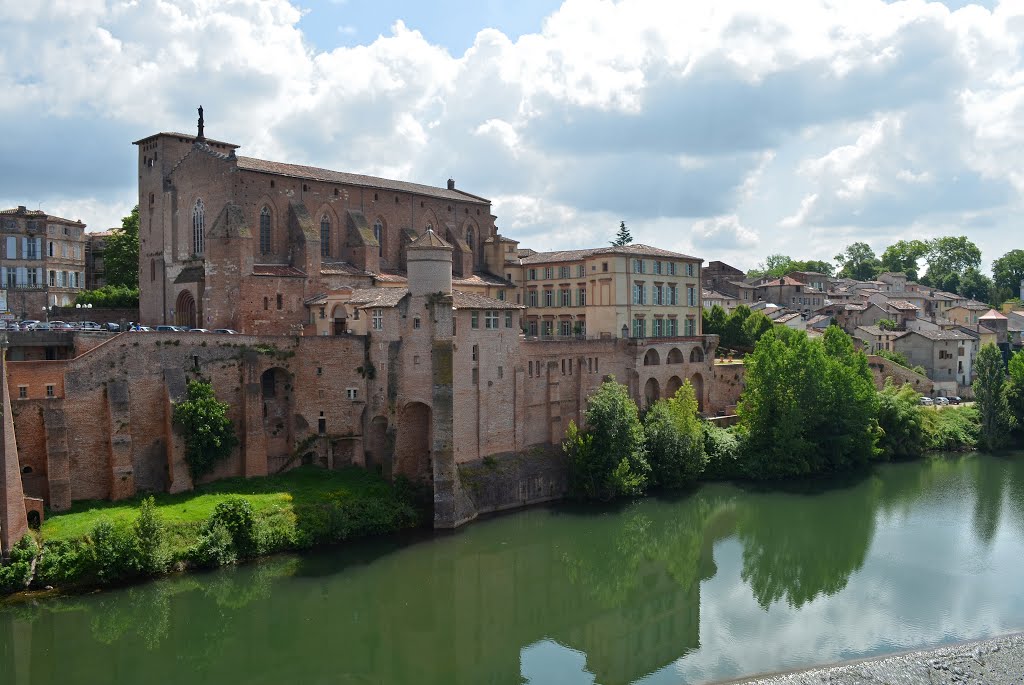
192;199;205;255
466;226;475;252
320;214;331;258
373;219;383;257
259;206;272;255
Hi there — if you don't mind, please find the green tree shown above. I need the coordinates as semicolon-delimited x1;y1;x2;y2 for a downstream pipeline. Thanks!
880;239;929;281
742;311;774;346
104;205;140;288
702;304;728;338
643;382;707;488
924;236;981;287
834;242;881;281
565;378;650;500
611;221;633;247
877;319;898;331
173;380;239;480
75;284;139;308
134;496;169;575
958;267;993;303
874;348;911;368
799;259;835;277
875;380;925;460
721;304;752;350
1005;349;1024;441
748;254;795;278
992;249;1024;296
972;343;1012;451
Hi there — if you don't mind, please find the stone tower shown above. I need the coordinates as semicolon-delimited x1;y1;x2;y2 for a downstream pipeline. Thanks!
406;228;453;296
0;344;29;558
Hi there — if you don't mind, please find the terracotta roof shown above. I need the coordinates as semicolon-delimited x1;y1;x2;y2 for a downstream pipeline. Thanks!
0;208;83;224
702;289;734;299
235;157;488;204
888;300;920;310
897;329;973;341
773;312;803;324
519;243;698;264
346;288;409;308
806;314;832;327
408;228;452;248
87;230;115;238
979;308;1008;320
453;272;516;288
252;264;307;278
955;301;991;311
374;271;409;283
856;325;894;337
844;303;868;311
451;290;523;310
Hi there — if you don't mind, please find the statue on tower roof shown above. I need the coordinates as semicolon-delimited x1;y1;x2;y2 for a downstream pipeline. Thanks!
197;105;205;141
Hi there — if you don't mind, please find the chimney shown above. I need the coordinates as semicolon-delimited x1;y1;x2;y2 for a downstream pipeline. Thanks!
447;179;455;190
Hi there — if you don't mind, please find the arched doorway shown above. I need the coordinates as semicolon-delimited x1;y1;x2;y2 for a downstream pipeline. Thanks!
690;373;705;414
261;368;293;471
366;415;392;478
690;347;705;363
666;375;683;398
643;349;661;366
394;402;431;482
175;290;197;329
643;378;661;407
331;304;348;336
667;348;684;364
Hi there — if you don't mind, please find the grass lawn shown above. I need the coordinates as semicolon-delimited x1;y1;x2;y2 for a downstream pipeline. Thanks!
41;466;411;550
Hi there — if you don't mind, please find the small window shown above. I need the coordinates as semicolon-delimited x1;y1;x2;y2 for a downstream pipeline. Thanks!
276;293;283;310
372;309;383;330
263;297;269;311
529;361;534;377
302;184;309;192
270;180;275;188
505;311;513;328
17;386;26;399
374;193;379;201
471;311;479;329
472;344;479;361
334;188;339;196
346;388;358;400
318;416;326;434
472;368;479;384
498;366;504;379
602;262;608;272
413;316;421;329
316;366;322;376
45;384;55;398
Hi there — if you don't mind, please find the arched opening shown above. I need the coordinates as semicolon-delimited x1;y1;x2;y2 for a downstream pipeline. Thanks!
175;290;197;329
27;510;40;529
260;206;272;255
373;219;385;259
667;348;684;364
192;198;205;255
394;402;431;483
330;304;348;336
690;347;705;363
465;225;475;269
320;214;331;258
644;378;661;407
666;376;683;398
261;367;294;471
366;415;392;479
643;349;661;366
691;373;705;414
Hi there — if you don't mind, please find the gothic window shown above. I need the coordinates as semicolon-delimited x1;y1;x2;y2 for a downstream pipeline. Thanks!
320;215;331;258
466;226;475;252
260;206;272;255
373;219;383;257
192;199;205;255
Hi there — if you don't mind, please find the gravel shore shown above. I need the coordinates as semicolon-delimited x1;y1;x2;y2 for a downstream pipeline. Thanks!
731;633;1024;685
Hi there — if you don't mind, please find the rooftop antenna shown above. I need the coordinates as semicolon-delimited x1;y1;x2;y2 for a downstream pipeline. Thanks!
196;105;205;142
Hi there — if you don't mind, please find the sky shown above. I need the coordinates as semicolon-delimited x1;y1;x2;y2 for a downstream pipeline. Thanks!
0;0;1020;273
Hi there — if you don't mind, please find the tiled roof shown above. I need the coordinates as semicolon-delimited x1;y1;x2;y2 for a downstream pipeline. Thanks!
453;272;516;288
955;301;991;311
345;288;409;308
451;290;523;310
806;314;832;327
856;325;894;337
888;300;920;310
773;312;803;324
235;157;489;204
132;132;239;149
702;289;734;299
252;264;307;278
519;243;698;264
897;329;974;341
979;308;1008;320
321;261;370;276
0;208;83;224
374;271;409;283
409;228;452;248
87;230;115;238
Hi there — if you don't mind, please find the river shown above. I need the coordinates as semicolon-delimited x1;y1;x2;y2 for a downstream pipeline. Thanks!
2;453;1023;685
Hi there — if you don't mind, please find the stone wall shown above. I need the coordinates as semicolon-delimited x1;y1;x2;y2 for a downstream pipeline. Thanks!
710;363;746;415
865;355;935;394
457;447;569;516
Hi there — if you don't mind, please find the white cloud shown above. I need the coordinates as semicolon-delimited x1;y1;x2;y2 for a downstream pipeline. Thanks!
0;0;1022;269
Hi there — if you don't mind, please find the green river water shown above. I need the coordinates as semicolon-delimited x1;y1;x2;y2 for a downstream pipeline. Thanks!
2;453;1024;685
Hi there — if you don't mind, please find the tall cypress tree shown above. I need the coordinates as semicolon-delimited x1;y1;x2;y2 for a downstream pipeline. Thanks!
973;343;1012;451
611;221;633;246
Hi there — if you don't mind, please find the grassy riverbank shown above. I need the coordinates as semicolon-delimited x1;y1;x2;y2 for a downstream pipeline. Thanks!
2;466;427;598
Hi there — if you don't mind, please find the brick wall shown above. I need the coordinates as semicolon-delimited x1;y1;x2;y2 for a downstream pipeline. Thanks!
865;355;935;394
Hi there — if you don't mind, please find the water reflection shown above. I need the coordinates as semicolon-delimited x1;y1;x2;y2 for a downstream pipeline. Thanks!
2;454;1023;685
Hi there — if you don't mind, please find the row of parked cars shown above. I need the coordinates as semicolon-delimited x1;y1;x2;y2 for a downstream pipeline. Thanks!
2;321;239;334
138;325;239;334
919;396;962;406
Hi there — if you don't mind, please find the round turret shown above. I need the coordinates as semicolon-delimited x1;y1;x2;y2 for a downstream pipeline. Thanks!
407;229;453;296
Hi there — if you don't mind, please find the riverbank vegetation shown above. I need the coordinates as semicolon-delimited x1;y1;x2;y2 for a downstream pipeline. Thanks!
1;466;424;596
566;327;1024;500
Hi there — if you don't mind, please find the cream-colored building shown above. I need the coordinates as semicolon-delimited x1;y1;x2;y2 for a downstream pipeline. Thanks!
0;206;87;317
514;245;702;340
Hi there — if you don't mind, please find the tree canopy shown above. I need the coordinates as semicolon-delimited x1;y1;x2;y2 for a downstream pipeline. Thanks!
747;255;835;279
972;343;1013;452
880;239;929;281
992;249;1024;295
104;205;140;288
611;221;633;247
923;235;981;287
834;242;881;281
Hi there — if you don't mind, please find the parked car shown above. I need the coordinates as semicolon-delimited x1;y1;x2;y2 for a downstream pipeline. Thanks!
950;396;962;405
79;321;101;330
212;329;238;334
934;397;950;406
156;325;179;332
188;328;210;333
20;320;40;328
919;397;934;406
103;322;120;331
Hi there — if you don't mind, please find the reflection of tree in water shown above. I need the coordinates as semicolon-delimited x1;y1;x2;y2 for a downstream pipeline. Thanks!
1004;454;1024;539
736;477;881;610
971;457;1008;546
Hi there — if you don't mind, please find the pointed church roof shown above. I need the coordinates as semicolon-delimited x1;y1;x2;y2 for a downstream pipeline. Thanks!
408;228;452;249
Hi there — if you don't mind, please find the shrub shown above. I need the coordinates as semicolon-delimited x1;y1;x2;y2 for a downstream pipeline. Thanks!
188;521;237;569
173;380;239;480
34;540;86;587
921;406;981;451
134;496;169;575
702;423;744;479
84;520;141;583
75;284;139;308
644;382;707;488
209;497;260;558
0;536;39;594
876;380;925;460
